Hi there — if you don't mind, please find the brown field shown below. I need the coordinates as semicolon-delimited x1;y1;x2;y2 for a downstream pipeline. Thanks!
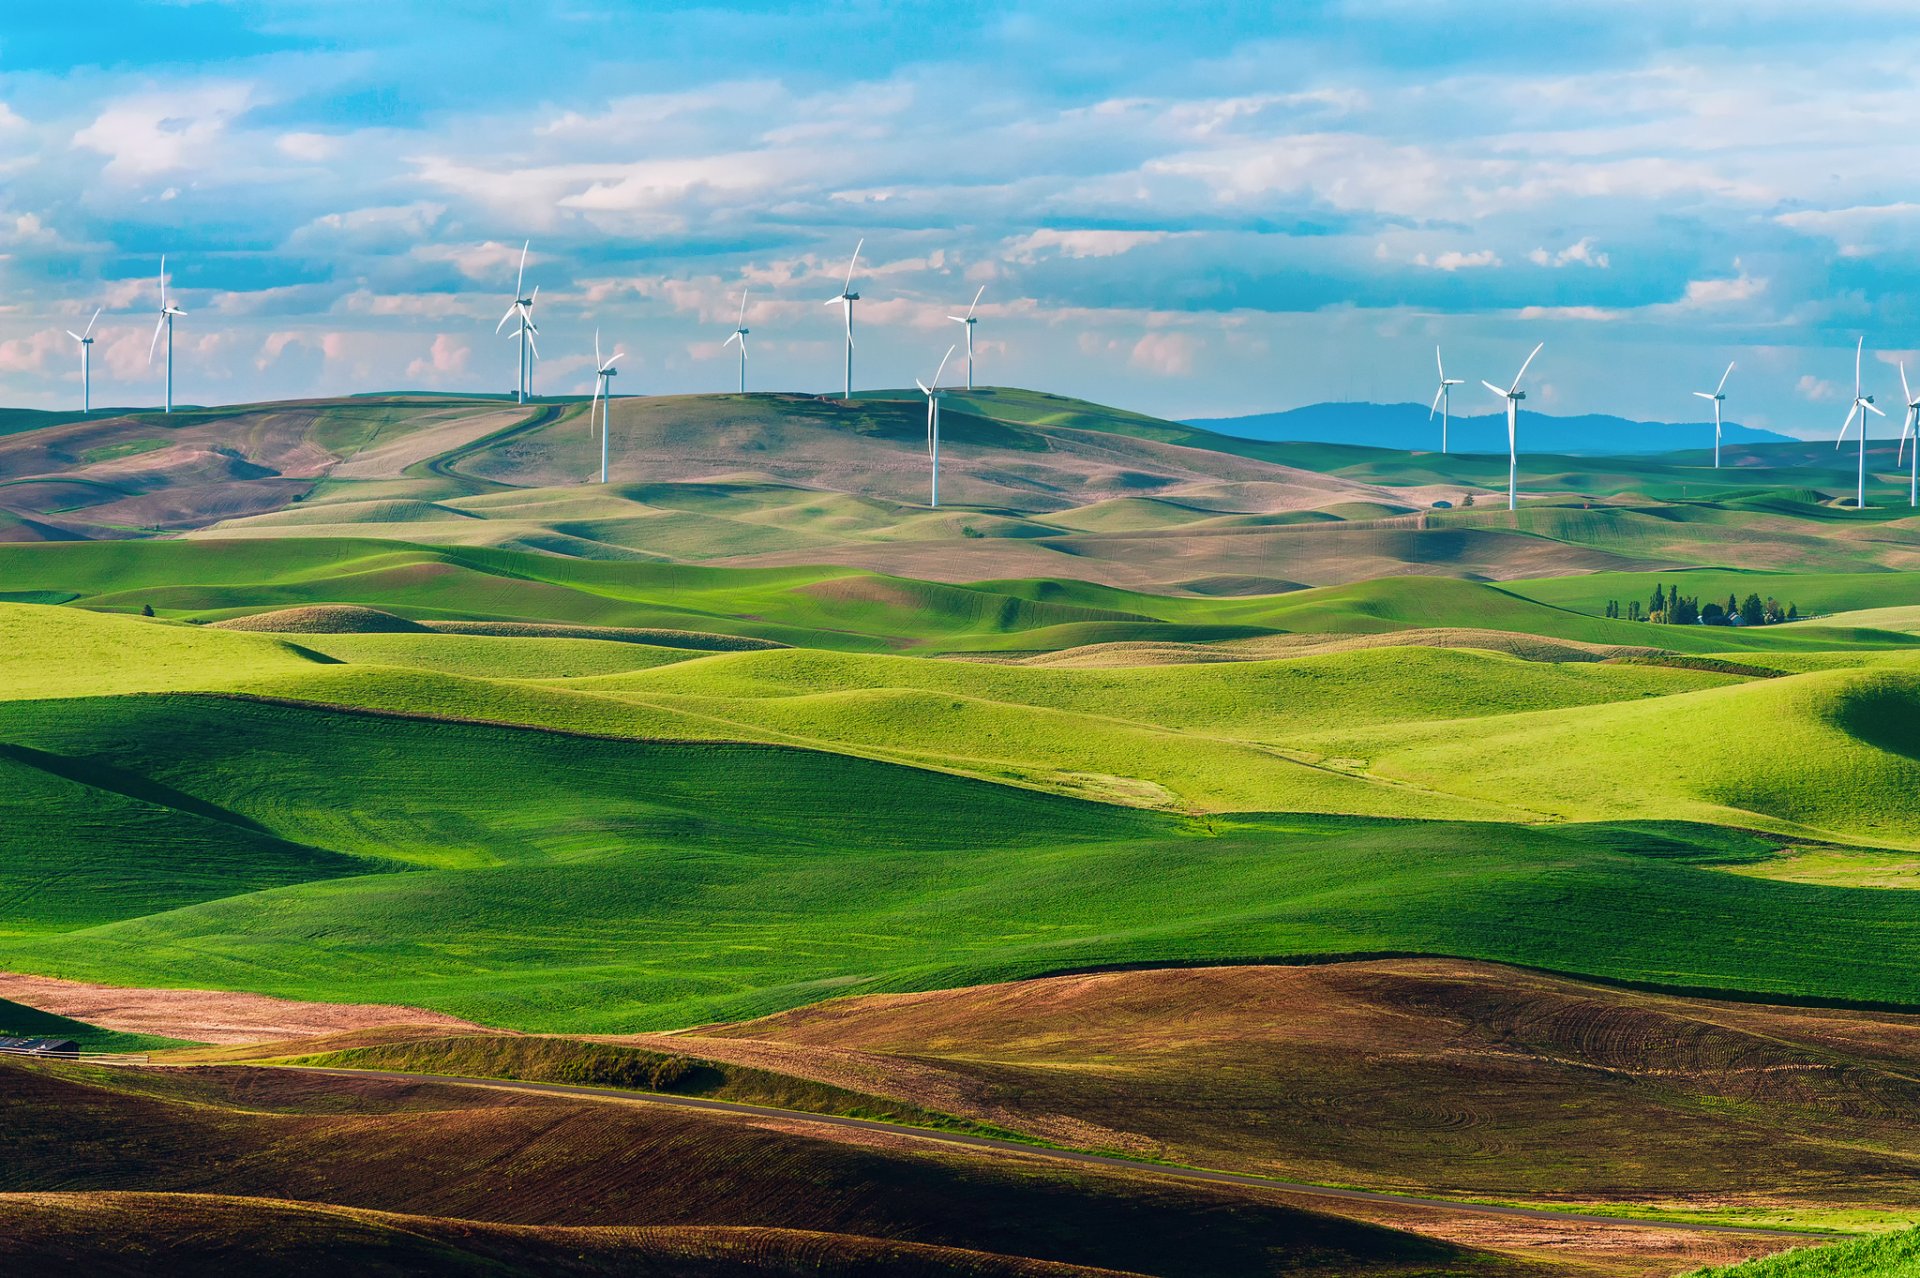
0;1055;1537;1278
0;971;484;1045
630;959;1920;1214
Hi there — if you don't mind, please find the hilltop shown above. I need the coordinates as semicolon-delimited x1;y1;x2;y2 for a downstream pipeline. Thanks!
0;387;1915;593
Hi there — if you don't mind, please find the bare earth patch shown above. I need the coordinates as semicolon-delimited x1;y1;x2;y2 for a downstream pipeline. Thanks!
0;972;484;1045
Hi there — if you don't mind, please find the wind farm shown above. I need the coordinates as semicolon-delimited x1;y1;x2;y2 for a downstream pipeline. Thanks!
6;7;1920;1278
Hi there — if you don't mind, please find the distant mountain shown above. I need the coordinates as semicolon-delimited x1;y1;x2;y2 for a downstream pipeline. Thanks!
1186;402;1797;456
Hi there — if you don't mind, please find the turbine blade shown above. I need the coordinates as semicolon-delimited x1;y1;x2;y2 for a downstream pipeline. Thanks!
1435;344;1444;379
1481;380;1507;398
1904;359;1912;410
723;331;740;348
595;328;601;370
605;352;622;368
65;331;82;343
524;327;539;358
737;287;748;328
916;379;930;395
933;343;955;389
496;304;519;333
1510;340;1543;393
1429;386;1443;418
1693;391;1715;400
1866;399;1886;417
1857;335;1864;395
158;255;166;308
84;307;100;338
966;284;984;319
516;240;528;297
1716;360;1734;395
148;313;165;363
1839;403;1861;445
844;237;863;291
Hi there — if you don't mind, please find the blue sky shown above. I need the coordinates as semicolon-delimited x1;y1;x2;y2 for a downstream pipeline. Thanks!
0;1;1916;435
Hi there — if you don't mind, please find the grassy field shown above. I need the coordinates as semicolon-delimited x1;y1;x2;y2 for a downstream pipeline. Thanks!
1688;1228;1920;1278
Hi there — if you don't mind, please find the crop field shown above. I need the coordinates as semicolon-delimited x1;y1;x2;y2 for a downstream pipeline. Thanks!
4;391;1920;1275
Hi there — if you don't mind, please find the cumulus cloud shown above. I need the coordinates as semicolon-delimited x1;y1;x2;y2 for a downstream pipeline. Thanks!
1129;331;1200;376
1414;249;1502;271
1797;374;1839;401
1005;230;1175;262
72;82;254;178
1528;237;1610;268
406;333;471;383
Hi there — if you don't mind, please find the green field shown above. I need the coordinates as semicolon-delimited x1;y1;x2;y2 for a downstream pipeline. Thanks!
8;390;1920;1274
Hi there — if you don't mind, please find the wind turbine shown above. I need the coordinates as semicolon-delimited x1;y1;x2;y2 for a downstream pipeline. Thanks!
588;329;623;485
1481;341;1543;511
495;241;538;403
916;344;956;508
1692;361;1735;468
949;285;984;390
1899;361;1920;509
823;238;862;399
1429;346;1463;453
722;288;749;393
66;307;100;415
147;256;186;414
1836;336;1884;510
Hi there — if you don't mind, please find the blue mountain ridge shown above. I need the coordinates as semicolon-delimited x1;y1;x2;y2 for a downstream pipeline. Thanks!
1187;402;1796;456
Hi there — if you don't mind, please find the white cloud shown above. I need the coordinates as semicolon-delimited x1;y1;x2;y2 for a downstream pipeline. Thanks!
406;333;471;383
1414;249;1502;271
411;240;538;282
72;82;254;178
1797;374;1840;401
1130;331;1200;376
276;132;342;163
1528;237;1610;268
1006;229;1176;263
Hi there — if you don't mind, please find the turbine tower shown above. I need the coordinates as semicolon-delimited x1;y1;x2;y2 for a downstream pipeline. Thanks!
916;345;956;508
1429;346;1463;453
66;307;100;416
589;329;623;485
495;241;538;403
1692;361;1735;468
147;256;186;414
823;238;862;399
1900;361;1920;509
949;285;984;390
1481;341;1543;512
722;288;749;393
1836;336;1884;510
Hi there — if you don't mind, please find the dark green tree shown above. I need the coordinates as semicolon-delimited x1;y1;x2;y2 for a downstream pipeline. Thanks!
1702;601;1726;625
1740;593;1765;627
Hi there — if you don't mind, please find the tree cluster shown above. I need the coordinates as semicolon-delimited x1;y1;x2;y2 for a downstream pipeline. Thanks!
1604;586;1797;626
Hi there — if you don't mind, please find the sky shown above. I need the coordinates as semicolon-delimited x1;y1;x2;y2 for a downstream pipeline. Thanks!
1;1;1918;435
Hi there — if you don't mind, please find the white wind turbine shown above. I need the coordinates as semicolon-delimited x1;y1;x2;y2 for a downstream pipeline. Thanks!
66;307;100;415
1899;361;1920;509
722;288;749;393
916;345;956;508
147;256;187;414
1836;336;1884;510
1429;346;1463;453
588;329;623;485
1692;361;1735;468
949;285;984;390
494;241;539;403
1481;341;1543;511
823;238;862;399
